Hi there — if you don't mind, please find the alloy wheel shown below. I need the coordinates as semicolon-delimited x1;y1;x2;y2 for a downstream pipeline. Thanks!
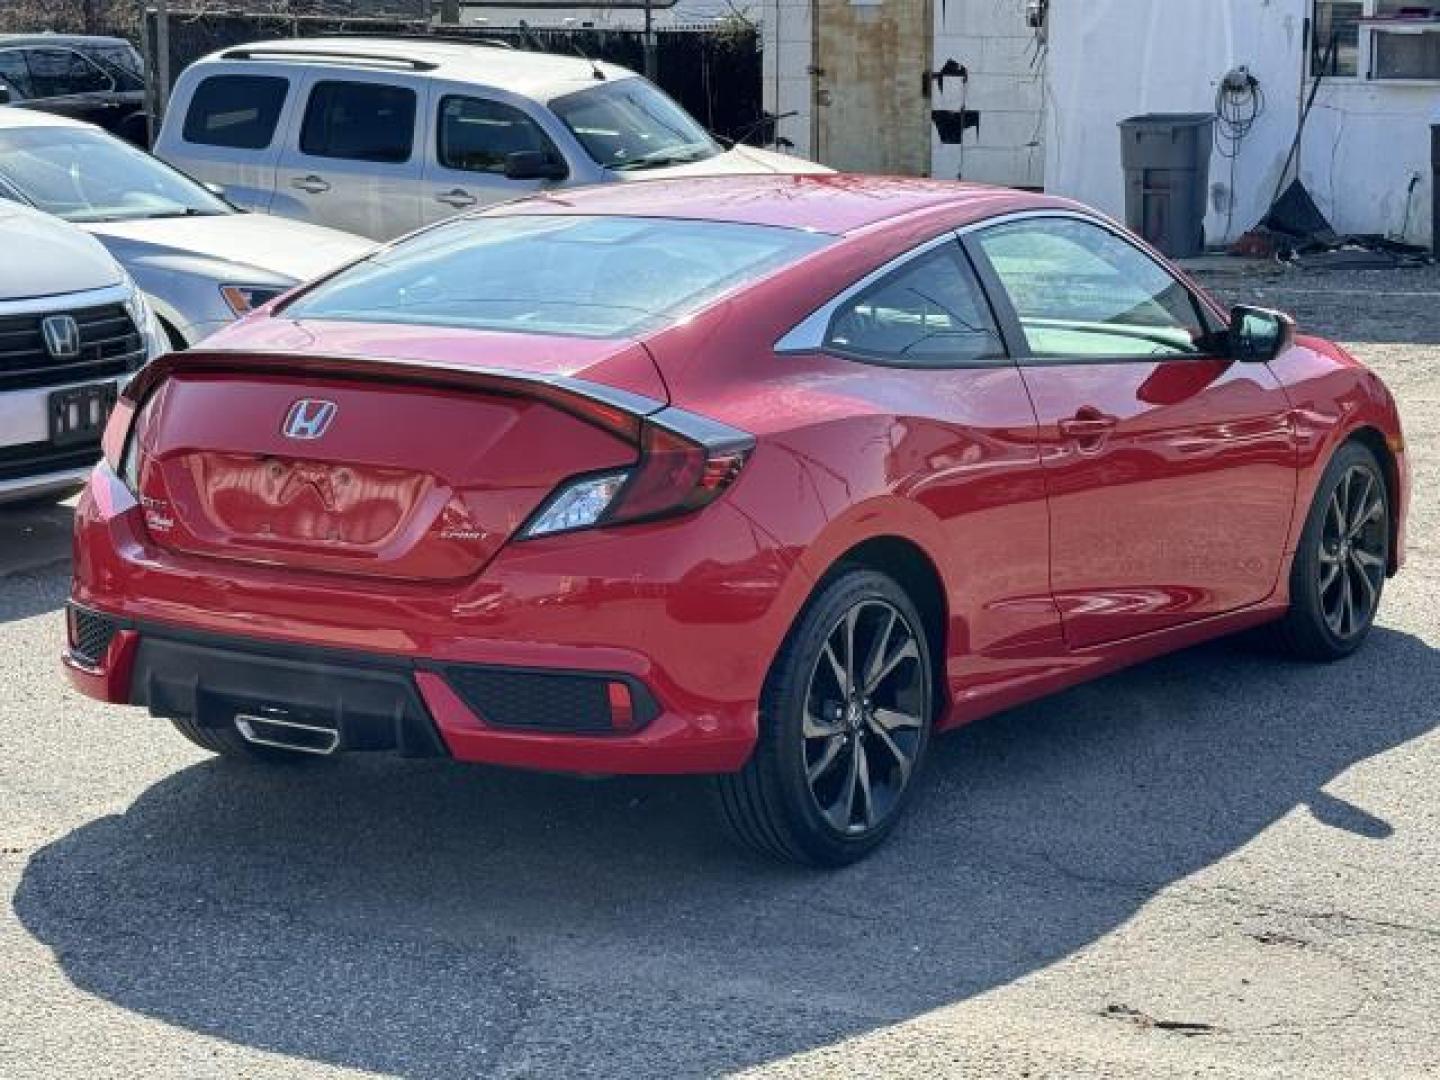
1317;463;1387;640
802;599;928;835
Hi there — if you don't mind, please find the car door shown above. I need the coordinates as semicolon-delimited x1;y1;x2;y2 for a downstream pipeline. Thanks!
277;73;427;241
785;237;1062;676
420;91;568;227
162;69;293;212
14;47;118;125
966;214;1297;649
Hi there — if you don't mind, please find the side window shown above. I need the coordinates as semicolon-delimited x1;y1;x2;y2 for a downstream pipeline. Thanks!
973;217;1209;359
437;95;562;175
182;74;289;149
824;243;1007;367
0;50;32;98
300;80;416;164
25;48;112;97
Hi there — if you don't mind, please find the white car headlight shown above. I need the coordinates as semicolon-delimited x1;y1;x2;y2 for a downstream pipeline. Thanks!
121;276;166;362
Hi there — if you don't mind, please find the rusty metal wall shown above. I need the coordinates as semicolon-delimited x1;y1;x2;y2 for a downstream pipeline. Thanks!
814;0;932;175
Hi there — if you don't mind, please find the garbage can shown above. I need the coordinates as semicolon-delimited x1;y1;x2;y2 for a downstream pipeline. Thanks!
1119;113;1215;258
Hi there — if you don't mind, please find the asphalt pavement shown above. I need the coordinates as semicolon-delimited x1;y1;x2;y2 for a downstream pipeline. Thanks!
1;264;1437;1078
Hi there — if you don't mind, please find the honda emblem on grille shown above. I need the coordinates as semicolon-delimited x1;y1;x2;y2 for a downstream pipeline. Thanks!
282;399;338;440
40;315;81;359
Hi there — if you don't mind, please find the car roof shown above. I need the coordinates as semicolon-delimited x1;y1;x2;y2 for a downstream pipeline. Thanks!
485;174;1080;237
0;34;135;48
196;37;634;101
0;105;94;131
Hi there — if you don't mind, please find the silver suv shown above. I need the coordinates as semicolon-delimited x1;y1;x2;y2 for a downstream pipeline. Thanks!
0;202;163;504
155;37;827;241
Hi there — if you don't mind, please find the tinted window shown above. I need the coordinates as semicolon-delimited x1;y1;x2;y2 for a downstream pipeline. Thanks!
285;215;832;339
438;95;562;175
974;217;1208;359
0;50;32;98
550;78;719;171
82;44;144;90
25;48;112;97
183;74;289;149
826;244;1006;366
301;80;415;163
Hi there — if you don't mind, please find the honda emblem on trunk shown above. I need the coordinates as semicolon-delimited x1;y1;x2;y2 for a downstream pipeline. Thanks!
41;315;81;359
283;399;338;440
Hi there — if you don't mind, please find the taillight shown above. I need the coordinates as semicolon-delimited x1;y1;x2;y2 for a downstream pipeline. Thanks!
520;410;753;540
105;391;157;496
100;397;136;474
605;424;749;523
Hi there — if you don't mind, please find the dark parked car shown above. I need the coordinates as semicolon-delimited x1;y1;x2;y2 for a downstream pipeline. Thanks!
0;35;149;146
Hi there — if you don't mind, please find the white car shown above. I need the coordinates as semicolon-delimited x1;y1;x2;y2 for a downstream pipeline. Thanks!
0;201;163;504
0;107;374;347
155;37;829;241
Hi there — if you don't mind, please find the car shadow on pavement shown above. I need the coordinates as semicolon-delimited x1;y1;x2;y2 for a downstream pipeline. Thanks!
14;626;1440;1077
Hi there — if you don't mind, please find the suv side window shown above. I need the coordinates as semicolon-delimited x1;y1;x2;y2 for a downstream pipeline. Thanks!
300;80;416;164
0;50;32;98
182;74;289;149
824;242;1007;367
437;95;563;175
972;217;1212;359
24;48;112;97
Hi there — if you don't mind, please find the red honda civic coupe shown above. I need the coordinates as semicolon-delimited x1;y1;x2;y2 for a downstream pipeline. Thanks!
65;175;1409;866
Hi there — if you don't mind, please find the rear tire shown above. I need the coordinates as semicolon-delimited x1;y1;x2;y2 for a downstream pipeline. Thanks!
169;717;323;764
714;568;935;867
1267;440;1390;661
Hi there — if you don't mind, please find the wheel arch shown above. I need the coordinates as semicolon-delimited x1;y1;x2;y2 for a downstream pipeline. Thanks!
1343;425;1401;576
803;533;950;720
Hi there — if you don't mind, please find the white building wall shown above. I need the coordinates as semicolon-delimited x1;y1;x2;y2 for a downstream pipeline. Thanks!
761;0;815;159
931;0;1046;187
1044;0;1439;247
762;0;1046;186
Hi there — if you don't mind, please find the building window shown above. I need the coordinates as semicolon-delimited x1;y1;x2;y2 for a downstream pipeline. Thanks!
1372;29;1440;79
1313;1;1364;76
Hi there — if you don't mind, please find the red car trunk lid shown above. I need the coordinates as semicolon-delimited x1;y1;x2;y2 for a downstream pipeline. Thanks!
132;357;656;581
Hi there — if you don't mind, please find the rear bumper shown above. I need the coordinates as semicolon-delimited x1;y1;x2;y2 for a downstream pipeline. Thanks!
66;464;803;775
63;609;753;774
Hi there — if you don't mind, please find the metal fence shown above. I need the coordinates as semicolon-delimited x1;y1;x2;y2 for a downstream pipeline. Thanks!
138;13;764;144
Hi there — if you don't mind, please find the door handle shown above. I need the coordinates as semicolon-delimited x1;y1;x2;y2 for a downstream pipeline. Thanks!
290;174;330;194
1058;409;1118;447
435;188;478;209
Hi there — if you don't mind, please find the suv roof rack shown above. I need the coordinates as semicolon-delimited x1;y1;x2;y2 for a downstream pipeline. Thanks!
324;31;517;50
219;46;441;71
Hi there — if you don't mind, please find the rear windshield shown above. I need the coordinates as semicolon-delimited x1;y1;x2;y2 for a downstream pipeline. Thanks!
283;215;832;339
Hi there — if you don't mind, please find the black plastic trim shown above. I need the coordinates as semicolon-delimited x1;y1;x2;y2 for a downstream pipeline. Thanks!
97;617;663;746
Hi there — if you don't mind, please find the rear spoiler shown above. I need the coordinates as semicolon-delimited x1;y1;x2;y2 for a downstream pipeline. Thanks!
123;349;749;454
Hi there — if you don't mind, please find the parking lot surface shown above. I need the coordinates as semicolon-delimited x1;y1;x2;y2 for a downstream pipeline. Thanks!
1;265;1437;1078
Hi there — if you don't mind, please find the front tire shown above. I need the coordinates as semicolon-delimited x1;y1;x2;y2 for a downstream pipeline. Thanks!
1268;441;1390;661
714;568;935;867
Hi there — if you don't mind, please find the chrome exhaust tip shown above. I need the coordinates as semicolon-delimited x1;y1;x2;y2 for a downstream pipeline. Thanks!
234;712;340;756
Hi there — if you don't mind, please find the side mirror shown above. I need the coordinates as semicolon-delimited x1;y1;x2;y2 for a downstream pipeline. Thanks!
0;84;11;105
1230;305;1296;363
503;150;567;182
